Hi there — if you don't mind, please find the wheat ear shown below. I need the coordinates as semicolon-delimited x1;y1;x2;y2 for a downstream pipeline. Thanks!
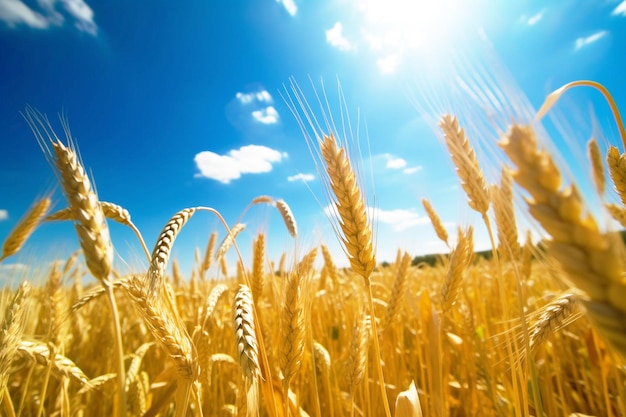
441;227;471;313
320;244;339;290
250;233;265;302
232;285;260;380
607;146;626;206
383;251;411;331
345;313;370;393
147;208;196;296
0;282;31;393
280;270;306;389
491;169;520;261
200;231;218;277
275;199;298;238
17;340;91;386
0;197;51;262
216;223;246;262
588;138;605;196
320;133;375;282
439;115;490;214
500;124;626;359
123;276;197;380
24;110;114;282
606;203;626;228
529;293;581;352
421;198;449;248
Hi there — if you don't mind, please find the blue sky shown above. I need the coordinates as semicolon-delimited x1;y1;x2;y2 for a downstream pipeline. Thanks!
1;0;626;281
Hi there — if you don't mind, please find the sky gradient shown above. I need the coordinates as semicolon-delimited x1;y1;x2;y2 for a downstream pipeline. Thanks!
1;0;626;282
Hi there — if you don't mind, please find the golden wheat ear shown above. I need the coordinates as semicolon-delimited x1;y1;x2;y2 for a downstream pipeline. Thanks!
320;133;375;283
23;108;114;283
0;197;51;262
500;123;626;360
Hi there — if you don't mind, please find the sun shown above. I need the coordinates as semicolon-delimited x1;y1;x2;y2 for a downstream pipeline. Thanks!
355;0;484;72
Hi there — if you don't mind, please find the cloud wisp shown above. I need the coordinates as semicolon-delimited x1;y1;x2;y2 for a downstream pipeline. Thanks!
326;22;354;51
324;204;429;232
613;1;626;16
276;0;297;16
0;209;7;221
574;30;607;50
0;0;97;34
230;87;280;126
194;145;287;184
382;154;421;174
287;173;315;182
523;11;543;25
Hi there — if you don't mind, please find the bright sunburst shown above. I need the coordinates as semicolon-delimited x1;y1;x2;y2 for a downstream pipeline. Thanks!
355;0;484;73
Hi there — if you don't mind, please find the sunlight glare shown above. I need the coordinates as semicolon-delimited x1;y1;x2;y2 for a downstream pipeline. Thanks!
357;0;481;71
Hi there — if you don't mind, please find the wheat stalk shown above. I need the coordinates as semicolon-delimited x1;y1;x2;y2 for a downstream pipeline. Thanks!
1;197;51;262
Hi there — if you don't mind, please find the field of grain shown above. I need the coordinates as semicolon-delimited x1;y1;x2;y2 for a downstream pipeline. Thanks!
1;81;626;417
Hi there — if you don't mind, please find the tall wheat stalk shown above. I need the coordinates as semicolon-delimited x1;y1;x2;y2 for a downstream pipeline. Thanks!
319;132;390;417
23;109;127;417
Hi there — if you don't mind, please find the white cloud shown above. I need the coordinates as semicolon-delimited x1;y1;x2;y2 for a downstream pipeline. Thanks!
402;166;422;174
575;31;607;49
385;156;407;169
0;0;96;34
194;145;286;184
252;106;279;124
326;22;354;51
377;54;400;74
324;205;429;232
277;0;297;16
524;11;543;25
236;90;273;105
0;0;49;28
233;89;279;125
62;0;96;34
287;173;315;182
0;209;7;221
612;1;626;16
371;207;430;231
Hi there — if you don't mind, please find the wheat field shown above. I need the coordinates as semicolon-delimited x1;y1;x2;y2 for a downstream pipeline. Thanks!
1;81;626;417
